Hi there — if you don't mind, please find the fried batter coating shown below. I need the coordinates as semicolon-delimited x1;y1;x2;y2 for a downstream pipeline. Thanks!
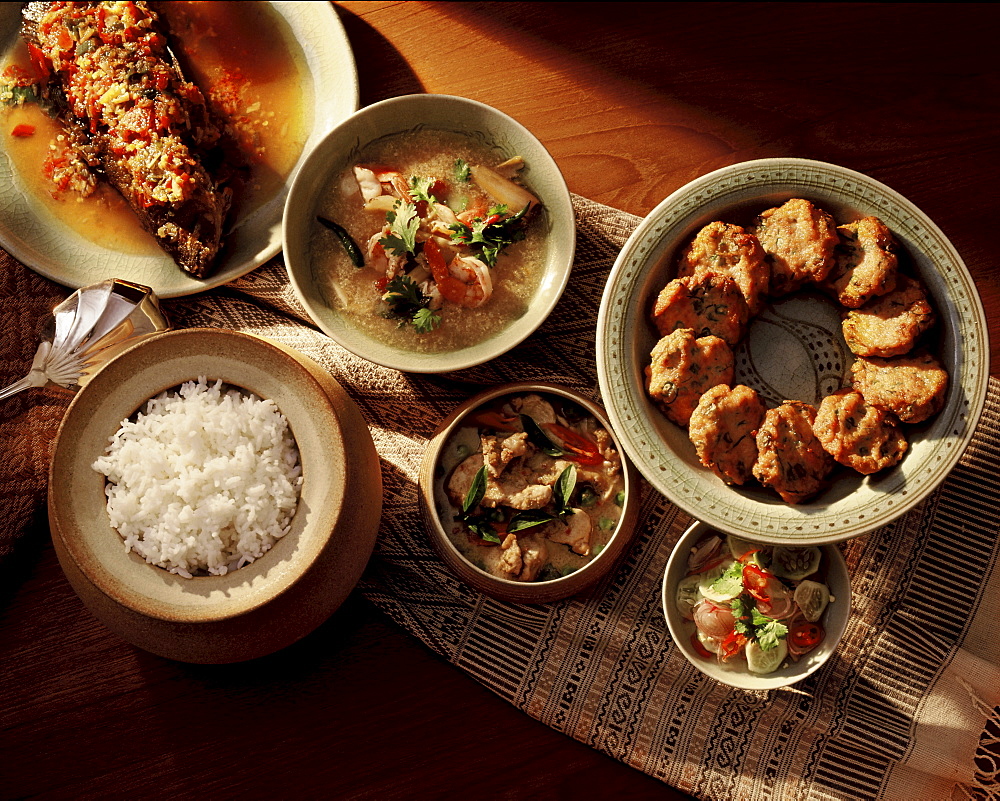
851;351;949;423
753;401;834;504
645;329;734;427
689;384;766;485
841;274;935;357
651;273;750;345
678;221;770;315
813;389;907;475
822;217;899;308
752;198;838;295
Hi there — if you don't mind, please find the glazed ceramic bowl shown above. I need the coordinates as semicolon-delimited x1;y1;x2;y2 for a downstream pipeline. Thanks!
597;158;989;544
283;93;575;373
418;382;640;604
662;520;852;690
48;328;382;663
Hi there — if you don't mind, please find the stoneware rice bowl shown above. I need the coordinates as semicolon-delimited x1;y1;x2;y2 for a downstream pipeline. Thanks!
418;381;641;604
662;520;852;690
48;328;382;663
283;93;575;373
597;158;989;545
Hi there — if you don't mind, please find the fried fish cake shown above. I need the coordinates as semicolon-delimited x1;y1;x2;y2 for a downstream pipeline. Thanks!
851;351;949;423
689;384;766;485
823;217;899;308
841;274;935;357
753;401;834;504
651;273;750;346
678;221;770;315
813;389;908;475
752;198;838;295
645;329;734;427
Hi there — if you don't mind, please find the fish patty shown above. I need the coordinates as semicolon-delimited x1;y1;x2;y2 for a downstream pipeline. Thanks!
651;273;749;345
841;274;935;357
678;221;770;315
645;329;734;427
851;351;949;423
689;384;766;485
753;401;834;504
813;389;908;475
753;198;838;295
823;217;899;308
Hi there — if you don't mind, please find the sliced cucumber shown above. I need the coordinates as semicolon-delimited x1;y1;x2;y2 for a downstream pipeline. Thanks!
746;638;788;674
794;580;831;622
726;534;759;560
771;546;822;580
675;574;703;620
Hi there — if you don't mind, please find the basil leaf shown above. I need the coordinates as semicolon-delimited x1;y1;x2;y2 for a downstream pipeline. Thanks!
519;414;563;456
507;510;555;533
468;519;501;544
553;464;577;515
461;465;487;515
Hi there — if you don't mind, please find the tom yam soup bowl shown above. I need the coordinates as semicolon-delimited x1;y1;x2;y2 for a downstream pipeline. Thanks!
48;328;382;664
662;520;852;691
283;93;575;374
418;381;641;605
596;158;989;546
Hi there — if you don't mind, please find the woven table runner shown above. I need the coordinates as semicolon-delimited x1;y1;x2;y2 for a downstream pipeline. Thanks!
3;195;998;800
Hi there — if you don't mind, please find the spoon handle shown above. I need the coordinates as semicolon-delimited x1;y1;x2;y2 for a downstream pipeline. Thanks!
0;375;38;402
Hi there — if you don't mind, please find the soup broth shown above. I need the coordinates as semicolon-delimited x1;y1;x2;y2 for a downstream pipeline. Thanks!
311;129;547;354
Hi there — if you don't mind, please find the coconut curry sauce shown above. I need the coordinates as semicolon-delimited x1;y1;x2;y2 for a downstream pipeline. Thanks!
0;1;309;254
436;393;626;583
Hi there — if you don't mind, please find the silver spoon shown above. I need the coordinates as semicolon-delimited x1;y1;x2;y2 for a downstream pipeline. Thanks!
0;279;170;401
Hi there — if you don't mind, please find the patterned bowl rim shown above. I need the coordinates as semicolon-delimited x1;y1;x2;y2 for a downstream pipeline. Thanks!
596;157;990;544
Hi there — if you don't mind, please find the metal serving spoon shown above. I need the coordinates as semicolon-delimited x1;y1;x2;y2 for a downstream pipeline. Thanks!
0;279;170;401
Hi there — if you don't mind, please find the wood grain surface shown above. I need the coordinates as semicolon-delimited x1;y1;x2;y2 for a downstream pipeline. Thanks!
2;3;997;799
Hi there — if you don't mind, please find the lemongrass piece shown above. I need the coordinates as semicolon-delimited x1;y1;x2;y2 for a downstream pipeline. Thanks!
470;164;539;211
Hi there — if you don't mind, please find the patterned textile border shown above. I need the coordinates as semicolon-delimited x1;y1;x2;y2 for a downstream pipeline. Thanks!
9;195;997;799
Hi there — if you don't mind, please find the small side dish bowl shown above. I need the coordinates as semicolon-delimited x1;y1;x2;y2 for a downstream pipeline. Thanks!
597;158;989;544
48;328;382;663
283;93;575;373
662;520;852;690
418;382;640;604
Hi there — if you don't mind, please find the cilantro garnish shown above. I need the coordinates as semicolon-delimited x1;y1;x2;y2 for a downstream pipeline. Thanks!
454;159;471;183
710;561;744;599
380;201;419;256
409;176;438;204
449;203;530;267
730;595;788;651
381;275;441;333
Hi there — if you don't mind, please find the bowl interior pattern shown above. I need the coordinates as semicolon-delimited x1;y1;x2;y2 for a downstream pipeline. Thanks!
597;158;989;544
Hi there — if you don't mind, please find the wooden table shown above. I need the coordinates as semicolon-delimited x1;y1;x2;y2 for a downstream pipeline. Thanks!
2;3;997;798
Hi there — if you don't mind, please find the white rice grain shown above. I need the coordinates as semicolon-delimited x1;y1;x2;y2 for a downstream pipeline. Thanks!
92;377;303;577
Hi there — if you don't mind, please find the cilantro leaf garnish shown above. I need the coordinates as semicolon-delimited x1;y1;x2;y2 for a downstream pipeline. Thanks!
710;561;744;599
409;176;438;204
754;615;788;651
381;275;440;333
454;158;471;183
380;201;419;256
448;203;530;267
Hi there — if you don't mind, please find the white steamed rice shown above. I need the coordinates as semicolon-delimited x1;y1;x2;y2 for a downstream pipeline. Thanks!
92;377;303;578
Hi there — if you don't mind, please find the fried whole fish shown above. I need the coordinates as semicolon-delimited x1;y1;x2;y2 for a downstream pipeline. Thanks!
21;0;231;278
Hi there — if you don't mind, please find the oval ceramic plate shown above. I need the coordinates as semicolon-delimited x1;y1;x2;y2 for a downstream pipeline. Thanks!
662;520;851;690
0;2;358;298
48;329;382;663
597;158;989;544
283;93;575;373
